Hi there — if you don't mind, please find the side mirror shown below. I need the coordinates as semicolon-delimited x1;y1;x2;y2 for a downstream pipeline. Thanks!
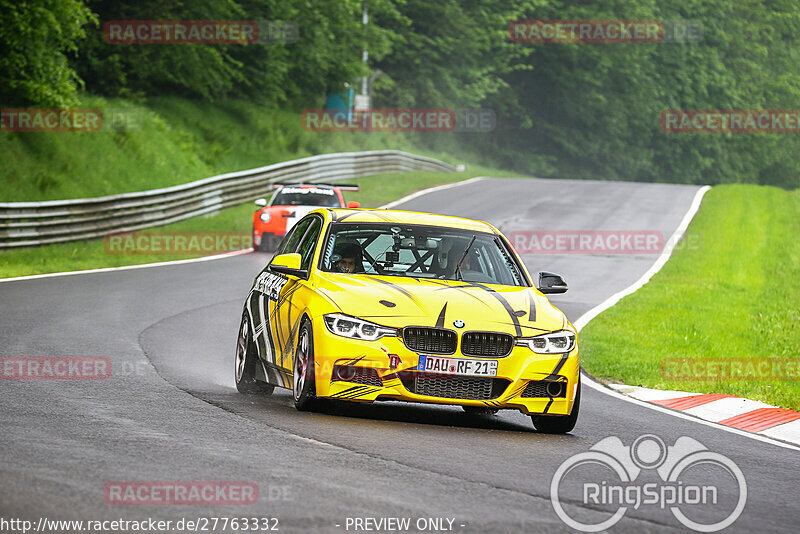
255;198;267;207
269;253;306;278
537;271;568;294
347;201;361;208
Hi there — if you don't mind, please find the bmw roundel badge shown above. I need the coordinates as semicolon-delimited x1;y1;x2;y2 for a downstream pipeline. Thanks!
453;320;465;328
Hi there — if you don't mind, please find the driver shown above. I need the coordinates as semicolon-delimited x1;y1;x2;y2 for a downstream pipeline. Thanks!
333;242;363;273
454;248;480;278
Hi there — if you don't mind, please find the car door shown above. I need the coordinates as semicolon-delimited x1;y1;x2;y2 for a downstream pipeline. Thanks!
249;217;313;387
275;214;323;371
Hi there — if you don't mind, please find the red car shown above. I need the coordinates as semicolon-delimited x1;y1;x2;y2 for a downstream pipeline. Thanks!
252;183;360;251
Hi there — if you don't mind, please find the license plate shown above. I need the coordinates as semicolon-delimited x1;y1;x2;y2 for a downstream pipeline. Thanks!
417;355;498;377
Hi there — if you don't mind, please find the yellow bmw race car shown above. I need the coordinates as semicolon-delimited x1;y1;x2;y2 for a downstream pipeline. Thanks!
235;208;580;433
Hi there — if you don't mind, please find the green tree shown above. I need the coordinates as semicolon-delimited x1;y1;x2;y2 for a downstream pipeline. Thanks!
0;0;97;106
372;0;530;108
74;0;246;101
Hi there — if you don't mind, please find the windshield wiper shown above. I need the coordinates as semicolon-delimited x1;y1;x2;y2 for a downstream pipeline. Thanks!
454;235;476;281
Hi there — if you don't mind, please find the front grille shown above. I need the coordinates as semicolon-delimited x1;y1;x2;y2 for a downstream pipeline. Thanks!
398;372;510;400
332;365;382;387
403;327;456;354
521;380;567;398
461;332;514;357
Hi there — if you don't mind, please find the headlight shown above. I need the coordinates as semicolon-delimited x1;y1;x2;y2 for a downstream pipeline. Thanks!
323;314;397;341
260;211;272;223
516;330;577;353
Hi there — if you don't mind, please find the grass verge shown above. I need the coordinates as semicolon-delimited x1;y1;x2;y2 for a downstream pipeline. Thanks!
1;96;486;201
0;166;512;278
580;184;800;410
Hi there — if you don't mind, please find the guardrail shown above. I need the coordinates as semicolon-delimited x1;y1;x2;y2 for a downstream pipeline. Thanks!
0;150;459;248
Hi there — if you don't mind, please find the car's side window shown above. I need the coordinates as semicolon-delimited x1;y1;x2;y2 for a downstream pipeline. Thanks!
278;218;312;255
297;217;322;270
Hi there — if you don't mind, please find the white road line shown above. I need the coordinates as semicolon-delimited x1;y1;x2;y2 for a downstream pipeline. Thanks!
379;177;486;209
573;185;711;331
0;248;253;283
582;374;800;451
607;384;700;402
760;419;800;443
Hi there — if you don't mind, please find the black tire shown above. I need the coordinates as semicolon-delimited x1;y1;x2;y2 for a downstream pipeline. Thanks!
292;319;325;412
254;228;270;253
235;313;274;395
255;232;280;253
462;406;499;416
531;380;580;434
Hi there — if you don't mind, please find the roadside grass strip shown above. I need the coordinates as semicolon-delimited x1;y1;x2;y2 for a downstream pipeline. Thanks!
580;184;800;411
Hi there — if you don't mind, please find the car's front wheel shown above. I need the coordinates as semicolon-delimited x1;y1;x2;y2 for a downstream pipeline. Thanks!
530;380;580;434
293;319;324;412
235;313;274;395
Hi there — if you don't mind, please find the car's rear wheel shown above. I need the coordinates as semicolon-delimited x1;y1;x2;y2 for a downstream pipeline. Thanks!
531;380;580;434
293;319;324;412
235;313;274;395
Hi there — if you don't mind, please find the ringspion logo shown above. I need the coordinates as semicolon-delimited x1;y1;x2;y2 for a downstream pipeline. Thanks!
551;434;746;532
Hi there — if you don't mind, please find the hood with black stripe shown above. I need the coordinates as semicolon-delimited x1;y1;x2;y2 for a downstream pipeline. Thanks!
315;273;566;335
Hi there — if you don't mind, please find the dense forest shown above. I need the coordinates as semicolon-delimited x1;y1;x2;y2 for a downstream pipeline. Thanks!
2;0;799;188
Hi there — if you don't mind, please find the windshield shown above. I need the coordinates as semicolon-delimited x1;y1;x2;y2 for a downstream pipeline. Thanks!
320;222;527;286
271;187;340;207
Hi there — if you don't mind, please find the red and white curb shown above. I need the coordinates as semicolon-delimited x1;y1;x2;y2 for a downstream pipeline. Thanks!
607;384;800;445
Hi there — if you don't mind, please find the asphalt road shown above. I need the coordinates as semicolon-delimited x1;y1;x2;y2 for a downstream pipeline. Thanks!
1;177;796;533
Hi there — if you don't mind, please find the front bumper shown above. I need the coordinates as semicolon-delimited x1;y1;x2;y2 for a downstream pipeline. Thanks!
312;325;580;416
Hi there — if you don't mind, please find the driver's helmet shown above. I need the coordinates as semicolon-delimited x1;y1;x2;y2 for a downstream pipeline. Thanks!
332;242;363;273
